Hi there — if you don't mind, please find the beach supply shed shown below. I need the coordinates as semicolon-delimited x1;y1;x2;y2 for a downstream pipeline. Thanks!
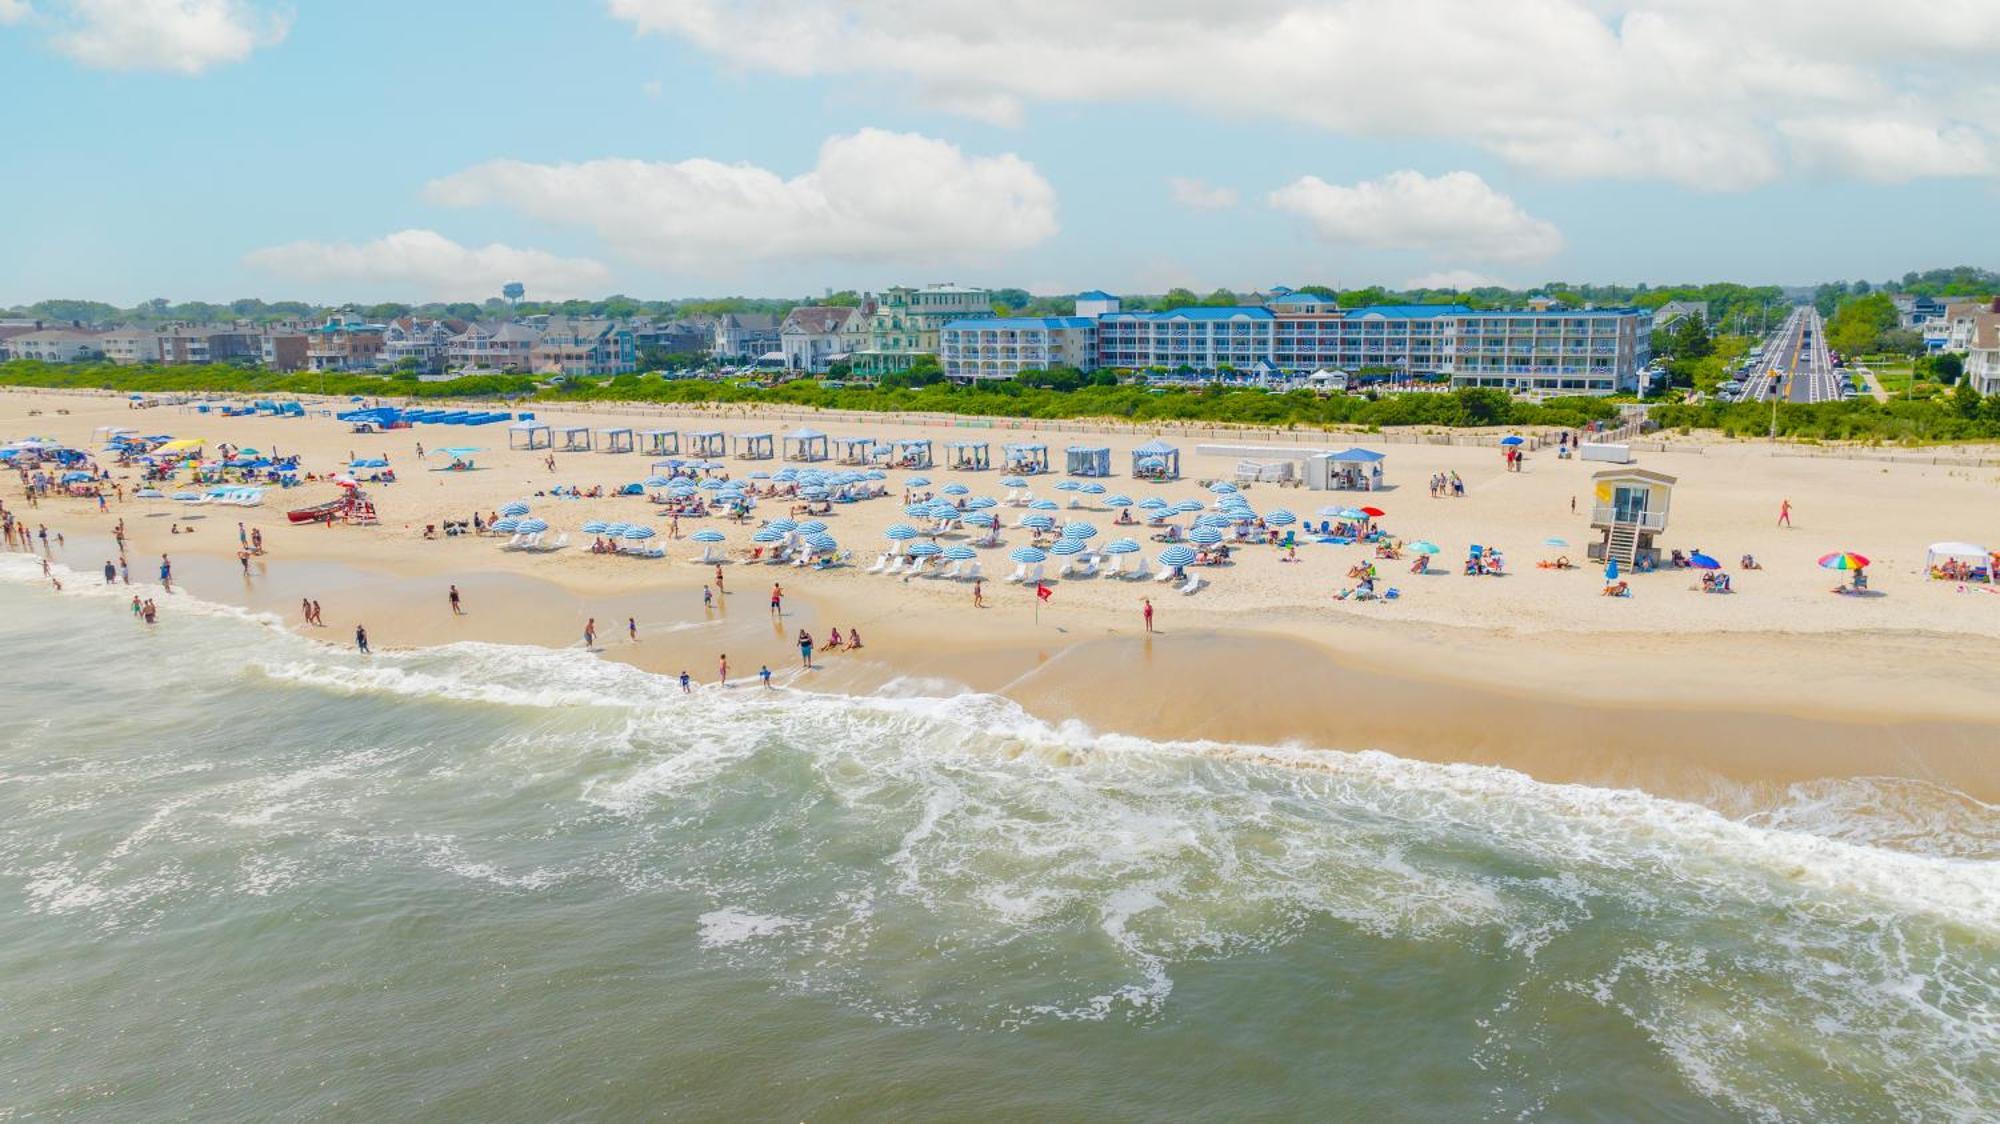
507;421;552;450
1131;439;1180;481
894;438;933;469
642;429;680;456
1004;442;1049;475
596;427;634;454
688;430;726;458
948;440;990;471
835;436;875;464
1065;445;1111;477
1305;447;1386;491
733;432;774;460
783;427;830;462
558;425;593;452
1587;467;1676;568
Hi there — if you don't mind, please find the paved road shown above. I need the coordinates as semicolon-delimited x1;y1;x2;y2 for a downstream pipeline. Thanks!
1745;307;1844;404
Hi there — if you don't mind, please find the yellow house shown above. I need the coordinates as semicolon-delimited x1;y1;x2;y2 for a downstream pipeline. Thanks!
1587;467;1676;568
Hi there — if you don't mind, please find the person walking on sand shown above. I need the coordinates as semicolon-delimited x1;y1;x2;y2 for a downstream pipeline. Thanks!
1143;597;1155;634
301;598;313;625
355;624;369;654
797;630;813;668
973;579;985;608
448;584;464;615
1778;498;1792;528
770;582;783;616
703;584;714;609
718;653;730;686
627;617;637;642
583;618;597;649
311;600;323;626
714;564;726;594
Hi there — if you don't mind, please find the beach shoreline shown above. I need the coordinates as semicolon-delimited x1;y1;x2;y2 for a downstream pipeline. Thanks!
7;387;2000;805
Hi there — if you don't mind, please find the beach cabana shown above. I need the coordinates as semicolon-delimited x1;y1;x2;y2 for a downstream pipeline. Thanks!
1065;445;1111;477
596;427;634;454
1305;447;1387;491
1003;442;1049;475
688;430;727;458
893;438;933;469
733;432;774;460
641;429;679;456
558;425;593;452
1131;439;1180;481
1925;542;1993;581
947;440;990;471
507;421;552;450
835;436;875;465
783;427;830;462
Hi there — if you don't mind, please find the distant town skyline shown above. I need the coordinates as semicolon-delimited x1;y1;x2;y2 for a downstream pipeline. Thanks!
3;1;1996;305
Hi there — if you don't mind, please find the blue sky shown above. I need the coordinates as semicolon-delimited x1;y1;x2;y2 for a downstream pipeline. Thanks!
2;0;1996;305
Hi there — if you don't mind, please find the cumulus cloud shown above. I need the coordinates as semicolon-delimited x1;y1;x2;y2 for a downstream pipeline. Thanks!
605;0;2000;190
425;128;1058;268
1269;171;1563;264
243;230;611;300
50;0;286;74
1167;176;1238;211
1780;118;1994;182
1404;269;1506;291
0;0;32;27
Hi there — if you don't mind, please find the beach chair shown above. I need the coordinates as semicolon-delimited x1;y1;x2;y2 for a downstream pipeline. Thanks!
962;561;982;581
1055;558;1073;578
907;555;931;577
940;560;964;579
882;556;906;576
1006;563;1027;583
866;553;888;574
1154;564;1177;582
1078;555;1100;578
1179;573;1203;595
548;533;569;551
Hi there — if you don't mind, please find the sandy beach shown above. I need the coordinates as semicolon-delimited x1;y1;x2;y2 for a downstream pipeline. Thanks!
8;386;2000;800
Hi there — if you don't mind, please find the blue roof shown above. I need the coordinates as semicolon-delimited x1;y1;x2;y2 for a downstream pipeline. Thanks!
1104;306;1275;322
1346;304;1473;319
942;316;1095;330
1075;289;1116;300
1270;292;1335;306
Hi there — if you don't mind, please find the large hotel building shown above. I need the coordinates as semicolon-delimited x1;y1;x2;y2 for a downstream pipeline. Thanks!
942;290;1649;395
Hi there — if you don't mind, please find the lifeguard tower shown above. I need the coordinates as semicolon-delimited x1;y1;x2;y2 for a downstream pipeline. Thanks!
1587;467;1676;569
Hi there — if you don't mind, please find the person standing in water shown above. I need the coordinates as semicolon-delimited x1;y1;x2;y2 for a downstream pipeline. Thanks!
718;653;729;685
448;584;463;615
770;582;784;616
1143;597;1155;634
103;560;115;585
158;553;173;593
759;664;773;689
582;618;597;649
355;624;370;653
627;617;637;642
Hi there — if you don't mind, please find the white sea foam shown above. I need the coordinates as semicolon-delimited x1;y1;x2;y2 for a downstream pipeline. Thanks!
698;908;801;948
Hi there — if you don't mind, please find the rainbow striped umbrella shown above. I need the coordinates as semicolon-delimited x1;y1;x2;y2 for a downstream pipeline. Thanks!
1818;551;1869;570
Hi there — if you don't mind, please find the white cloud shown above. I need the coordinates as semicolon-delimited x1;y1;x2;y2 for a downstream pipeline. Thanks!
425;128;1058;268
243;230;612;300
1167;176;1238;211
1269;171;1563;264
51;0;286;74
0;0;32;27
1780;118;1994;183
1404;269;1506;291
605;0;2000;190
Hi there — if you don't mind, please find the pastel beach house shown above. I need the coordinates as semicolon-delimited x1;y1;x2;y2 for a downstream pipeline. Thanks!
1587;467;1675;569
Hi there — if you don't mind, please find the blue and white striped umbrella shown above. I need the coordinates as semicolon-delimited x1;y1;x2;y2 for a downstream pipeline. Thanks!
749;471;772;480
926;500;960;517
965;496;998;510
1028;499;1059;511
499;501;531;516
669;482;698;495
885;524;920;540
766;518;799;533
1173;500;1206;513
1265;509;1297;526
690;529;726;543
941;482;970;495
999;476;1028;488
1061;522;1098;539
1137;497;1169;510
1102;538;1141;554
1188;526;1225;545
1193;513;1233;527
804;532;838;551
582;520;611;533
1105;494;1134;508
491;518;521;533
796;521;828;534
1048;538;1085;555
905;541;942;557
1209;481;1238;494
1080;483;1107;495
904;504;934;517
517;518;550;533
942;545;978;561
621;525;656;540
752;527;786;543
863;470;887;480
1009;546;1048;563
643;475;671;487
1020;514;1055;531
1158;545;1197;567
1054;480;1081;492
905;476;931;487
961;511;997;527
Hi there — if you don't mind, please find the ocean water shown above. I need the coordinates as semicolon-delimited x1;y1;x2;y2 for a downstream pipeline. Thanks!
2;558;1997;1121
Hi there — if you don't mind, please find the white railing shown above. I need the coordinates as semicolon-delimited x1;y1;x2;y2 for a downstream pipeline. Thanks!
1591;505;1665;530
